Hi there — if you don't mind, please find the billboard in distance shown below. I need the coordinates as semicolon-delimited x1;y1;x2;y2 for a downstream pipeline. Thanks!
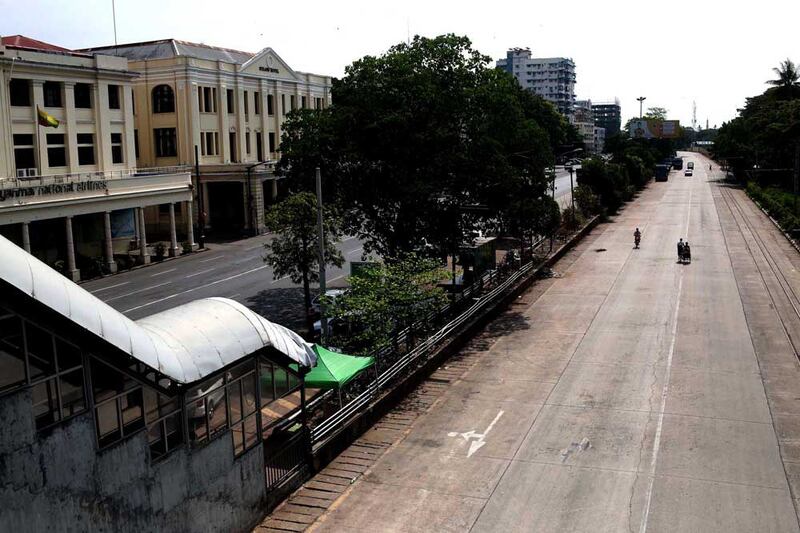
629;119;681;139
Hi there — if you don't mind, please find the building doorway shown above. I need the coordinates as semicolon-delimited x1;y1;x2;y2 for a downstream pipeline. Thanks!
206;181;246;236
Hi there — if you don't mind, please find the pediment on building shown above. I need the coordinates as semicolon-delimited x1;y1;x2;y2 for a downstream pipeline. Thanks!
240;48;298;80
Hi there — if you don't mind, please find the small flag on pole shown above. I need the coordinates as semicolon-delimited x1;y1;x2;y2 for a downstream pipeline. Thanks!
37;106;59;128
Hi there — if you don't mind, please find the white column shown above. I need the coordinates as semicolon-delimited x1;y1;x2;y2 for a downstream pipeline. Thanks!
185;200;196;249
138;207;150;264
168;203;180;257
271;179;278;201
103;211;117;273
64;216;80;281
21;222;31;253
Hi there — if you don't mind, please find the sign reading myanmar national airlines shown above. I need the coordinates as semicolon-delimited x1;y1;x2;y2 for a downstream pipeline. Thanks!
0;179;107;203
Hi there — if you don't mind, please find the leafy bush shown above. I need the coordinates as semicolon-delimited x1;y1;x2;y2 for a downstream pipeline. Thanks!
574;185;600;216
746;182;800;233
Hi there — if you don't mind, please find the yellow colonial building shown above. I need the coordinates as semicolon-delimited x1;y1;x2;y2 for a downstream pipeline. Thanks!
0;36;195;281
83;39;333;235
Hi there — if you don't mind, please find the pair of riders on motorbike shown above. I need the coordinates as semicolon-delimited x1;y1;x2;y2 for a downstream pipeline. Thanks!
633;229;692;262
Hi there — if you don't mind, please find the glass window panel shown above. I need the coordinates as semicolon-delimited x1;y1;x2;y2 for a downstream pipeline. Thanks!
120;389;144;433
242;373;257;416
96;399;119;441
26;323;55;380
32;378;59;429
273;366;290;398
232;423;244;456
208;393;227;438
165;412;183;450
229;381;243;424
0;313;26;390
92;359;131;401
229;360;252;381
244;415;258;450
187;401;208;444
144;387;159;422
148;422;166;459
55;338;81;370
287;370;300;393
259;361;274;406
59;368;85;418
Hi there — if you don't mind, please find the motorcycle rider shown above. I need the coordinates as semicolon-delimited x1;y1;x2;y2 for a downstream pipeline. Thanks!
634;227;641;248
677;238;684;261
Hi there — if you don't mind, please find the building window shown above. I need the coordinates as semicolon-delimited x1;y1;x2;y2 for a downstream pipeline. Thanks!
227;89;235;114
111;132;124;164
199;86;217;113
154;128;177;157
43;81;62;107
0;311;26;392
13;134;35;171
108;85;121;110
268;132;275;154
9;79;31;106
152;85;175;113
245;132;251;155
91;358;145;449
46;133;66;167
228;361;259;457
290;95;296;111
74;83;92;109
144;388;183;461
134;130;139;159
258;358;301;435
244;91;249;118
301;96;307;109
200;131;219;156
281;94;286;116
229;132;237;163
186;373;228;446
267;94;274;115
254;92;261;115
77;133;95;165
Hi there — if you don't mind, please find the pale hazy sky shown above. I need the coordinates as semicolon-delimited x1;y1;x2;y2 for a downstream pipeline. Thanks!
2;0;797;128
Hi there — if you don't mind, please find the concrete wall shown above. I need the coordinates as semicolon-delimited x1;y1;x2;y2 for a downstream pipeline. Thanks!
0;386;268;533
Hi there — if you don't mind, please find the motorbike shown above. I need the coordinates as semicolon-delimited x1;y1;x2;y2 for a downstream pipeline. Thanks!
679;246;691;264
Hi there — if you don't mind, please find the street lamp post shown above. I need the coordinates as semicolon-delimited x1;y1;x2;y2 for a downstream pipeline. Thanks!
315;167;328;345
637;96;646;119
568;166;575;215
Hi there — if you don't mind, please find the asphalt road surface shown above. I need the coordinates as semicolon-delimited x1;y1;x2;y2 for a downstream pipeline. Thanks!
82;234;366;329
310;152;800;532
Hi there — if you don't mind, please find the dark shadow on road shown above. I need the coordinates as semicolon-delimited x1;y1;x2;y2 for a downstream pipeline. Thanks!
245;287;312;336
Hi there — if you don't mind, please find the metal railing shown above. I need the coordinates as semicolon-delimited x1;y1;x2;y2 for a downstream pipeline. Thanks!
0;165;191;190
308;237;551;448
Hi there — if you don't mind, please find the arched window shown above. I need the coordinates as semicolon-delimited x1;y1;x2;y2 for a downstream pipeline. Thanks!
152;84;175;114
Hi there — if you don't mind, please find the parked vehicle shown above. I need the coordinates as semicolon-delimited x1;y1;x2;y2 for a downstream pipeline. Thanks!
311;289;347;316
672;157;683;170
655;164;669;182
687;161;695;170
685;169;693;176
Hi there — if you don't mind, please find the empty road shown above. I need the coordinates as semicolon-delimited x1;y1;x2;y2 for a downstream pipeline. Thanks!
308;152;800;532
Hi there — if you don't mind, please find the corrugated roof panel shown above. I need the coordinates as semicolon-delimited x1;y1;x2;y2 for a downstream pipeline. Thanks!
0;235;316;384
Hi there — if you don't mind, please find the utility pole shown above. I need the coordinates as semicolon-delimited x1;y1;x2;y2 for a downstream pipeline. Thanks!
315;167;328;344
194;145;205;249
637;96;646;119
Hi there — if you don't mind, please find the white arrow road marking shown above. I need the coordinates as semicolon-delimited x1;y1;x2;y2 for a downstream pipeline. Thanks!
447;410;504;458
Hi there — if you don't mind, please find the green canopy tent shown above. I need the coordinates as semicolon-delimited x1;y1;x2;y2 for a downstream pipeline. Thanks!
302;345;375;400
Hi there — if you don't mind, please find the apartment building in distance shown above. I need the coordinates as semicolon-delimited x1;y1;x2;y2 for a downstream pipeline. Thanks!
0;35;194;281
592;99;621;137
82;39;333;236
497;47;576;116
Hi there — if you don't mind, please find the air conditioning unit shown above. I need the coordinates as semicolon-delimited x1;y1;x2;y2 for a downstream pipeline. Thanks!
16;168;37;178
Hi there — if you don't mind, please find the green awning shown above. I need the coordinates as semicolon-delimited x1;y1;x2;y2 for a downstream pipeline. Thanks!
303;344;374;389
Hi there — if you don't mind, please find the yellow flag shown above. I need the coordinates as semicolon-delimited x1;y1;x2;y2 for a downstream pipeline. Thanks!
37;106;59;128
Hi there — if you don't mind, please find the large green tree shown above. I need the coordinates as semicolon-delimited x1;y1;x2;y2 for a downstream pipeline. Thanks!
262;192;344;333
278;34;569;261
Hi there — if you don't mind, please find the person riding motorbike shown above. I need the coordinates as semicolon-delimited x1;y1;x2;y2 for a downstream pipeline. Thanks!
634;228;641;248
683;241;691;262
677;238;684;261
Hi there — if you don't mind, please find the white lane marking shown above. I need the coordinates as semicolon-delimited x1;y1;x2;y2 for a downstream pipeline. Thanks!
228;293;241;299
104;281;172;302
245;244;264;251
89;281;129;293
122;265;268;313
270;274;292;284
186;267;216;278
347;247;364;256
150;268;176;277
327;274;346;283
639;181;694;533
199;255;225;263
448;410;504;458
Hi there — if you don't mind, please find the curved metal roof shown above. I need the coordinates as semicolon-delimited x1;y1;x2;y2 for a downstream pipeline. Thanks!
0;235;316;384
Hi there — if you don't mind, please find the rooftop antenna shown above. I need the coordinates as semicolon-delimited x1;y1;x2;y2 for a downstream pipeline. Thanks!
112;0;118;47
692;101;697;131
406;18;410;45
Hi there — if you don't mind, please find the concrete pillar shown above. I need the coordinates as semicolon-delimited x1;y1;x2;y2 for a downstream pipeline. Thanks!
21;222;31;254
185;200;196;250
271;179;278;201
103;211;117;273
168;203;180;257
138;207;150;265
64;216;80;281
31;81;46;175
63;82;79;173
250;177;266;235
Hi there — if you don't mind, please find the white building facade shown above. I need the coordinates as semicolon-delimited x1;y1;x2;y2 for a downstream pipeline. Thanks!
497;48;576;117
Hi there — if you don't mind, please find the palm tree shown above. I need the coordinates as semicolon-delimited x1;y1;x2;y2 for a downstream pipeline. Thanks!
767;59;800;89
